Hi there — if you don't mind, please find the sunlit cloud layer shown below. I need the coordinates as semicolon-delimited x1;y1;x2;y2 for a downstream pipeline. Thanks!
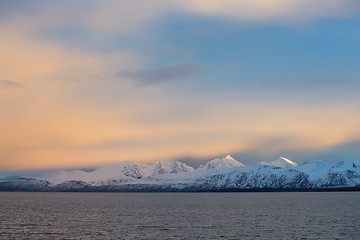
0;0;359;170
184;0;360;21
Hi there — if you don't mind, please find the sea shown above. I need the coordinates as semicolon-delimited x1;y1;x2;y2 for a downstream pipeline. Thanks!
0;192;359;239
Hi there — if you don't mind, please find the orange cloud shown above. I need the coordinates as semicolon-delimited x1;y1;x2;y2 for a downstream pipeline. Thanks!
1;1;360;170
1;90;360;170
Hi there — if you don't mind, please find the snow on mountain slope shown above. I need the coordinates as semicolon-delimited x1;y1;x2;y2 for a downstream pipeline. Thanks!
293;159;360;187
41;169;89;185
199;155;245;169
20;159;360;191
146;159;360;190
90;160;149;183
41;160;194;185
149;160;194;175
41;160;149;185
151;164;309;190
0;178;51;191
258;157;298;168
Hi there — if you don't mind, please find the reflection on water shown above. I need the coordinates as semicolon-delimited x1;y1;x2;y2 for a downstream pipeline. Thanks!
0;192;359;239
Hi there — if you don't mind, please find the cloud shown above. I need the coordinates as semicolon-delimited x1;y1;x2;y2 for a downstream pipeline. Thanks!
2;0;355;41
258;78;354;90
0;79;21;89
0;0;359;171
183;0;360;22
0;18;139;83
119;62;204;86
231;139;360;166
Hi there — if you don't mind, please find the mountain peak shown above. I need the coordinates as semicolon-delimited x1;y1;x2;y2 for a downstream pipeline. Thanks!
225;155;235;160
280;157;297;166
150;160;194;175
199;155;245;169
258;157;298;168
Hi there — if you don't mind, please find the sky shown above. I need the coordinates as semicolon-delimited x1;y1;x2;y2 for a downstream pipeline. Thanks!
1;0;360;172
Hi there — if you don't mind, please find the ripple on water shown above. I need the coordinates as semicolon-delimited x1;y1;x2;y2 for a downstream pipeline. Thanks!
0;192;359;239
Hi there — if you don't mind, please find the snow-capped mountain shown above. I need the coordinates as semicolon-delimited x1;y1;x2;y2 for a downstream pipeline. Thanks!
1;158;359;192
42;160;148;185
258;157;298;168
147;159;360;190
293;159;360;187
41;160;194;185
199;155;245;169
149;160;194;175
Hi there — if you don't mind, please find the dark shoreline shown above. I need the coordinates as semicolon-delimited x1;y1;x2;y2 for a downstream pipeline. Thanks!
1;186;359;193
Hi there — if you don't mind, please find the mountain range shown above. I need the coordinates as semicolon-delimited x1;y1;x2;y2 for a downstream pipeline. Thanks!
1;156;359;192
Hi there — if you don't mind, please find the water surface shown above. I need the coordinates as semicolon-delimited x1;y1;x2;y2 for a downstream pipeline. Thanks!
0;192;359;239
